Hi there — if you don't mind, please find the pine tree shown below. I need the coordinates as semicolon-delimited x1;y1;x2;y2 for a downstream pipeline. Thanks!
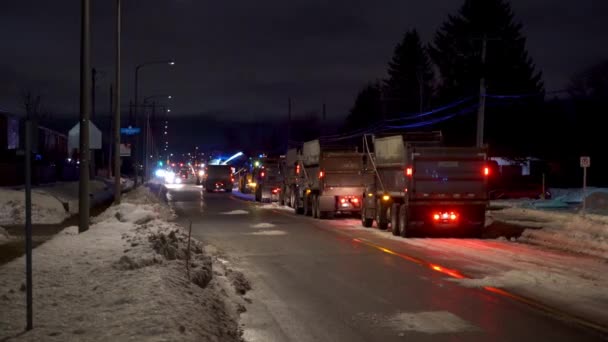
429;0;544;151
344;83;382;132
384;29;434;117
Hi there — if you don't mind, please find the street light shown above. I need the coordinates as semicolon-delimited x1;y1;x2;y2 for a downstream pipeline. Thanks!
133;59;174;186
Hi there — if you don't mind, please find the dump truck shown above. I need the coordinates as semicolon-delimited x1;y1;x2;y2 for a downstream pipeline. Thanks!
203;165;234;193
362;133;489;237
281;148;302;209
291;140;373;218
252;156;285;202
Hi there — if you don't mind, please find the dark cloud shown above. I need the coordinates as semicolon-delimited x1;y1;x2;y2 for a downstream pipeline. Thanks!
1;0;607;123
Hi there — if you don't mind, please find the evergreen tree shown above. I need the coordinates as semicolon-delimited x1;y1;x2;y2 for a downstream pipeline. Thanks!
429;0;543;151
344;82;382;132
384;29;434;117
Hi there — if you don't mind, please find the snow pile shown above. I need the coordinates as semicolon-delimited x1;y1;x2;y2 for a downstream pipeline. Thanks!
0;227;11;244
0;189;68;225
491;208;608;258
0;187;247;341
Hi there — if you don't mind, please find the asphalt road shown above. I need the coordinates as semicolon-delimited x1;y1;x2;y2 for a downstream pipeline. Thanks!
166;184;604;341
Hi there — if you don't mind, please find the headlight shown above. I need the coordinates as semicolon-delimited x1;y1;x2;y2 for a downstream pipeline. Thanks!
198;170;204;177
175;177;182;184
248;182;257;188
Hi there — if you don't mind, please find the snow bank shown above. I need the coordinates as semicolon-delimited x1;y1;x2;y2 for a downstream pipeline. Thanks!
0;189;68;225
0;187;246;341
490;208;608;259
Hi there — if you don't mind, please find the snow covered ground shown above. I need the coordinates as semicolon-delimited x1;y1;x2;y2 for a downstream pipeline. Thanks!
0;186;248;341
489;208;608;259
0;188;68;225
0;178;135;226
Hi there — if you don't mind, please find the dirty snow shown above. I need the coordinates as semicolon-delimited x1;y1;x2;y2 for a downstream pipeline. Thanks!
249;230;287;236
0;188;68;225
490;208;608;258
258;203;294;212
251;223;276;229
0;226;11;244
0;187;246;341
221;209;249;215
384;311;477;334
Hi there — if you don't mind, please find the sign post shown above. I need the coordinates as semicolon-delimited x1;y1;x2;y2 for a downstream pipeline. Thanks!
24;120;33;330
580;156;590;213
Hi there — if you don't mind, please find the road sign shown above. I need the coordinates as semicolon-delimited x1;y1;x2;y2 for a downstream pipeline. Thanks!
120;126;141;135
580;156;590;168
68;121;102;151
120;143;132;157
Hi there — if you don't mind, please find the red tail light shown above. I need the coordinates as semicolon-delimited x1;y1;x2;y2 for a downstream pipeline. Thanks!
351;198;359;204
260;171;265;178
433;211;458;222
231;177;235;182
296;164;300;174
340;198;346;203
406;167;413;177
483;167;490;176
319;171;324;179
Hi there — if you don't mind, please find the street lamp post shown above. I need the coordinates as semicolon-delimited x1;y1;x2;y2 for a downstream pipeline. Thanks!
133;60;174;186
113;0;121;204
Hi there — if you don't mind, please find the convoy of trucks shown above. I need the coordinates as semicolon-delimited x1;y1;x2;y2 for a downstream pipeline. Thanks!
198;130;489;238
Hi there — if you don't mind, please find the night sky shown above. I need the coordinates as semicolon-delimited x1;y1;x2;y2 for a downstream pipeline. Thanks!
2;0;607;123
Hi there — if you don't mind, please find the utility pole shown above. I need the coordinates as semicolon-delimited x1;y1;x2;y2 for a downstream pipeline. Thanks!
476;34;488;148
108;84;113;178
91;68;97;119
79;0;91;233
287;97;292;149
113;0;121;203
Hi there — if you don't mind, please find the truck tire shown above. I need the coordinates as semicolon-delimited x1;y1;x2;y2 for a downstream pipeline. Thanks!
391;203;401;236
376;199;389;230
399;204;411;238
361;199;374;227
312;195;319;218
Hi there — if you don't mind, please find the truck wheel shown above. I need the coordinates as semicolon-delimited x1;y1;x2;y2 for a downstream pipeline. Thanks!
399;204;411;238
376;199;388;230
361;201;373;227
391;203;401;236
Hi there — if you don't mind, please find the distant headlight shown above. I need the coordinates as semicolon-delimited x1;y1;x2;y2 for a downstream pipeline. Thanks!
198;170;204;177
